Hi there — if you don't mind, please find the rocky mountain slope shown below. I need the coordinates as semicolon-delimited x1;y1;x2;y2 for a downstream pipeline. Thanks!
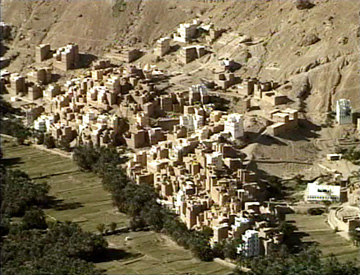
2;0;359;123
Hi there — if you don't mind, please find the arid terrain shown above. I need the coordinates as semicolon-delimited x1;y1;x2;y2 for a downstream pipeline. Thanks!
1;1;359;274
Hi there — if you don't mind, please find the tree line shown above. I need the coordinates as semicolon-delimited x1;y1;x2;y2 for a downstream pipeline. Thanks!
234;246;359;275
73;145;214;261
73;145;360;274
0;95;31;145
0;162;108;275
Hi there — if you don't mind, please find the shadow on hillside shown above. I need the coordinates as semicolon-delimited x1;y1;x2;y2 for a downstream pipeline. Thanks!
93;248;142;263
245;132;288;146
278;119;321;141
170;44;180;53
79;53;97;68
212;96;230;111
0;42;9;57
2;157;23;166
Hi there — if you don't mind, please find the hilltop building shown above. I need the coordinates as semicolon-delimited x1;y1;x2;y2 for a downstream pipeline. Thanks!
173;19;200;43
53;43;80;71
156;37;171;57
336;99;352;125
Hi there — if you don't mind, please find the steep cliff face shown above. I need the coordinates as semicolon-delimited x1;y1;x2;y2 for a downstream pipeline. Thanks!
2;0;359;122
203;0;359;122
2;0;209;52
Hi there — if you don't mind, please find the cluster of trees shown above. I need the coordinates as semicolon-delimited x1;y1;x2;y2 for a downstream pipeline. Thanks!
1;221;107;275
0;95;31;144
73;145;214;261
234;247;360;275
0;162;108;274
336;146;360;165
0;166;50;236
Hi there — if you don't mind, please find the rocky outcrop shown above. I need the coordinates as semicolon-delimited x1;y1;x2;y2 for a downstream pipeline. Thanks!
295;0;315;10
299;33;321;47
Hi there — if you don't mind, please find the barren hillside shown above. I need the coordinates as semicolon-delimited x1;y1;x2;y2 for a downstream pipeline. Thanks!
2;0;359;123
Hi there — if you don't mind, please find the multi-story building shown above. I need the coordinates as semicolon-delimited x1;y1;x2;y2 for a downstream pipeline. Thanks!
304;182;342;202
173;19;200;43
237;229;260;257
224;114;244;139
156;37;171;57
53;43;80;71
206;151;223;170
336;99;352;125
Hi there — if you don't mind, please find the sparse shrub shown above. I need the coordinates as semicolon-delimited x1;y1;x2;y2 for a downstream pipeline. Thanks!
96;223;105;235
109;222;117;232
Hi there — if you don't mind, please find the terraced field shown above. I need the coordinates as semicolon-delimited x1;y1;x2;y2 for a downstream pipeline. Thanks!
2;138;128;232
287;213;360;263
98;231;232;275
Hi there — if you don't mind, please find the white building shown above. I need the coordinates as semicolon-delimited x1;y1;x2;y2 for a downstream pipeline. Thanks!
180;114;195;131
304;182;341;202
33;114;55;132
336;99;352;125
206;151;223;170
224;114;244;139
173;19;200;43
180;114;204;131
82;111;96;125
234;216;251;228
34;118;46;132
237;229;260;257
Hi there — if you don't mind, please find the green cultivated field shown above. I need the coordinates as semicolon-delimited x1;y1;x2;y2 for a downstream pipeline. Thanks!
287;213;360;263
98;231;232;275
2;139;128;232
2;139;232;274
